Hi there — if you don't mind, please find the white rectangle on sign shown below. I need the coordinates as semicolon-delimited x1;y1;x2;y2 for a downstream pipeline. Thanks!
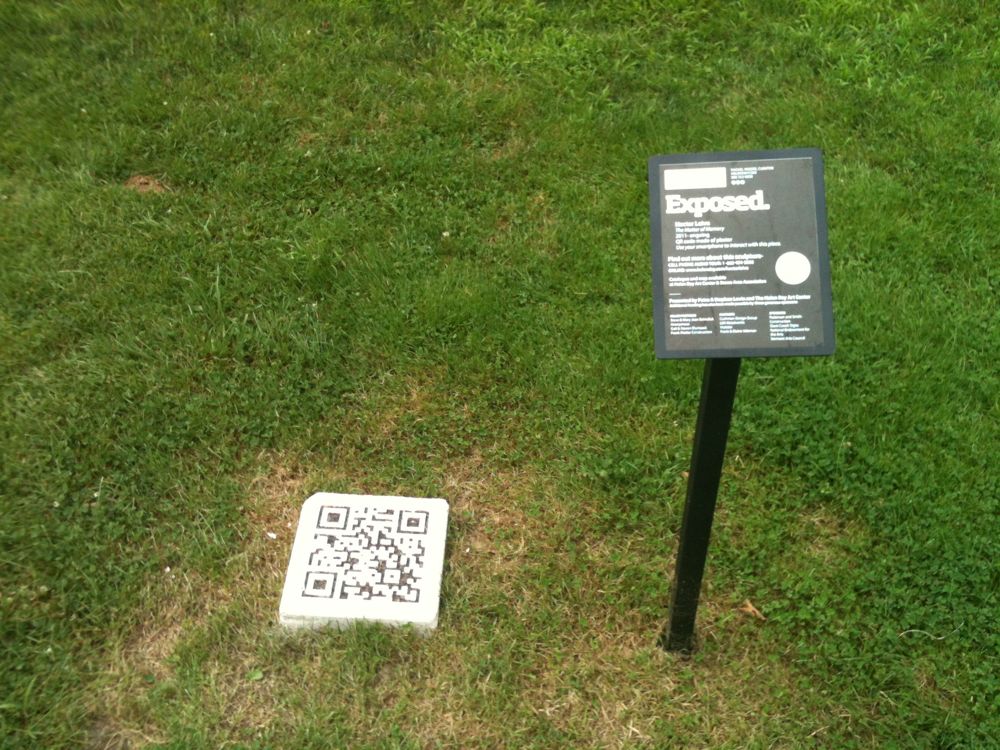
663;166;727;191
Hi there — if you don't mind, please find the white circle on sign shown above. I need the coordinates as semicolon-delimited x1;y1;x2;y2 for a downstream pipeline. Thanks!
775;251;811;285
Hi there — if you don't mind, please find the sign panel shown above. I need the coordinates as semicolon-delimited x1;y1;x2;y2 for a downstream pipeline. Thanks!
649;148;834;359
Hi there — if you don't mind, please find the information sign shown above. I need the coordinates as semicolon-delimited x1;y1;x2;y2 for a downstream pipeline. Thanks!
649;148;836;651
649;148;834;359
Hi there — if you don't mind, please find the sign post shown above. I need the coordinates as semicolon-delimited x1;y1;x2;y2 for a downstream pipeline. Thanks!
648;148;835;652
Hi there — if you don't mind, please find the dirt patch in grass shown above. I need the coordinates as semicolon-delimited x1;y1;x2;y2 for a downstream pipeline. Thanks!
86;715;134;750
123;175;169;194
490;134;527;162
295;131;319;147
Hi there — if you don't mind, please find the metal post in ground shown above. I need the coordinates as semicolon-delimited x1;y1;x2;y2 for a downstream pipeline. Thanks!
661;357;741;653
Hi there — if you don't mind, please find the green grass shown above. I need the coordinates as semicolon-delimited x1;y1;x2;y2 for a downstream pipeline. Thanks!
2;1;998;747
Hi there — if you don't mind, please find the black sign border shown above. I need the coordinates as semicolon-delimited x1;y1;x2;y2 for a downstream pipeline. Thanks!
649;148;835;360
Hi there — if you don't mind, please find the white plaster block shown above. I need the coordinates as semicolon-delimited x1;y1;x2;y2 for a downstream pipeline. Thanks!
279;493;449;632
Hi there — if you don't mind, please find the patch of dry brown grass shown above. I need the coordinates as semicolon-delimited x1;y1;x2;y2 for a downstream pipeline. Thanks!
94;565;229;748
123;175;169;194
93;454;320;746
796;508;868;567
93;433;848;749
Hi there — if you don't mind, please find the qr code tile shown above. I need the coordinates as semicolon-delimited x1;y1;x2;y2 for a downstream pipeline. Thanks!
281;493;448;631
304;505;427;603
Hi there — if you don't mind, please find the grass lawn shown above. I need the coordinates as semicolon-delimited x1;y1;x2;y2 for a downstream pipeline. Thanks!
1;2;997;748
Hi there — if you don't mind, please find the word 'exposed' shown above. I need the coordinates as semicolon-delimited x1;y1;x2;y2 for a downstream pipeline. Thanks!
665;190;771;219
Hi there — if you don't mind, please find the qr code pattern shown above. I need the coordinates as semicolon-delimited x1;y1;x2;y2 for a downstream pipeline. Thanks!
302;505;428;603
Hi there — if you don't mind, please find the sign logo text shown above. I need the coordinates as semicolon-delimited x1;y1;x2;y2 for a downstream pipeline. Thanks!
665;189;771;218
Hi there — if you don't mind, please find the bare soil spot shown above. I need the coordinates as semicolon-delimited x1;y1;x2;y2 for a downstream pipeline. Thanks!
487;214;513;245
490;134;526;161
87;716;134;750
123;175;169;194
296;131;319;147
